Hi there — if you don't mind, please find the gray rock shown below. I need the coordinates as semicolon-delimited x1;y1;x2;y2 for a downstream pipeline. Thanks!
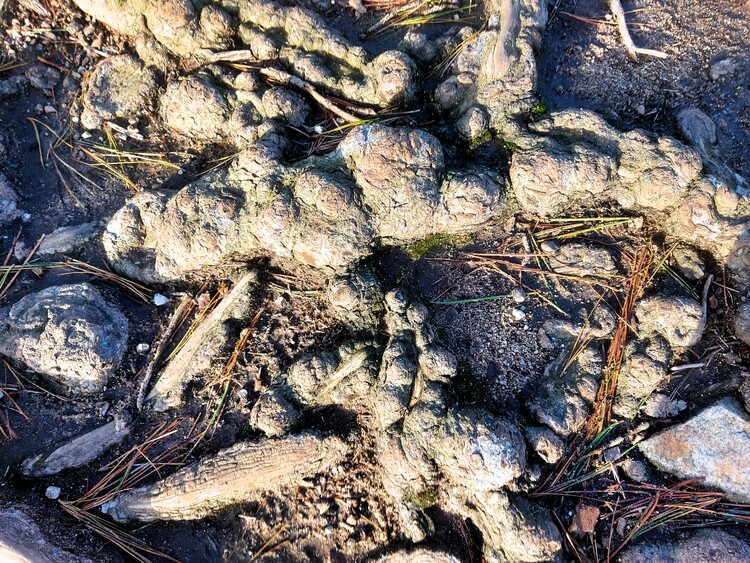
31;222;98;257
641;392;687;418
428;407;526;492
249;387;300;437
678;108;717;155
634;295;705;349
444;489;563;563
0;509;93;563
734;300;750;346
456;105;490;142
639;398;750;503
81;54;156;129
529;344;603;437
0;172;20;226
25;64;60;91
511;142;614;216
512;110;702;216
710;58;737;81
613;337;671;418
547;242;617;277
0;284;128;396
525;426;566;464
671;245;705;281
620;528;750;563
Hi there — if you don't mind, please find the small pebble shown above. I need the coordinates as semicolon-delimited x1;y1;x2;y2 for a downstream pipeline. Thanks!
136;343;150;354
511;308;526;321
511;287;526;304
540;240;559;254
153;293;169;306
45;486;61;500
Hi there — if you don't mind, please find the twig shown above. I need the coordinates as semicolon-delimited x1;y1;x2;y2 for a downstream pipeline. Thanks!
702;274;714;320
259;67;369;124
609;0;667;61
136;294;194;410
670;362;704;373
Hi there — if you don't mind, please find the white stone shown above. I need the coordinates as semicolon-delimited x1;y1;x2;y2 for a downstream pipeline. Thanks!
639;398;750;502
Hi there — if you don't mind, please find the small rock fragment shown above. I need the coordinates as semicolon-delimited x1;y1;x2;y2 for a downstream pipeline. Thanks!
634;295;705;348
639;398;750;502
510;308;526;321
678;108;717;155
568;503;599;535
29;222;98;257
620;528;750;563
547;242;617;277
249;387;300;437
25;64;60;91
671;245;705;281
734;301;750;346
524;426;566;464
0;172;20;227
377;549;461;563
710;58;737;81
153;293;169;306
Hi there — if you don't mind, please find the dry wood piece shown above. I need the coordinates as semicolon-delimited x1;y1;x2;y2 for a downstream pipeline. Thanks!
145;271;257;412
610;0;667;61
20;413;131;477
103;431;348;522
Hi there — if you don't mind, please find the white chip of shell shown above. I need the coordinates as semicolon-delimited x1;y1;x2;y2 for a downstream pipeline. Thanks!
153;293;169;306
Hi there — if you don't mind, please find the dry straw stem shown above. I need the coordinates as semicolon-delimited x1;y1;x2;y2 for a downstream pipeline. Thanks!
0;258;152;303
60;501;179;563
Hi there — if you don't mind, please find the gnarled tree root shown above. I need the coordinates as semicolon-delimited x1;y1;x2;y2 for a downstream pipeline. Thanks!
103;431;348;522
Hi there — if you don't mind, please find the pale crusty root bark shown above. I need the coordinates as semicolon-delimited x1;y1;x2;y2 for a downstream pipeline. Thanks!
104;431;348;522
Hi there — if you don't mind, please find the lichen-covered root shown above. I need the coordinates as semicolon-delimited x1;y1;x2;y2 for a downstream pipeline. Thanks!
103;431;348;522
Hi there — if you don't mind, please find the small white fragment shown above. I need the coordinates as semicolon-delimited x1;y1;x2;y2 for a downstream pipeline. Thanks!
511;288;526;304
45;486;61;500
81;131;92;139
153;293;169;306
136;343;150;354
511;308;526;321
